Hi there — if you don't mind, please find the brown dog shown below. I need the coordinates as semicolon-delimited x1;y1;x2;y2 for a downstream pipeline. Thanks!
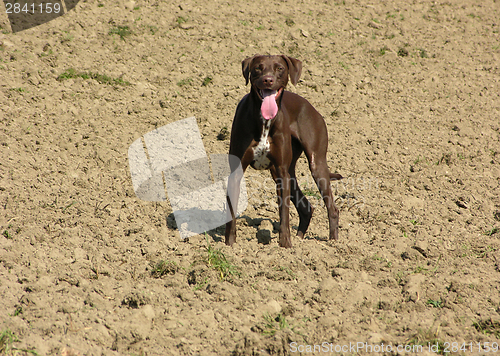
225;55;342;248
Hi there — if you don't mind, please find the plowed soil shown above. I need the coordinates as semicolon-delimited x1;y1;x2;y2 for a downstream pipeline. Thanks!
1;0;500;355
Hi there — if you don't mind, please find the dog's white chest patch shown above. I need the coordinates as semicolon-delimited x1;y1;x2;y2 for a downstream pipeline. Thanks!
251;120;272;170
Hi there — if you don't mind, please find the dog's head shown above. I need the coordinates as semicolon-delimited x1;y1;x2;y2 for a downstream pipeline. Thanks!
241;55;302;103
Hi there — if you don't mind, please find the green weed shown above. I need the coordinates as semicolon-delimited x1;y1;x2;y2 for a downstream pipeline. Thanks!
262;313;288;336
301;183;321;199
150;260;178;278
176;16;187;24
426;299;442;308
193;277;209;291
0;329;38;355
413;266;428;274
413;156;427;165
406;328;446;355
483;227;498;236
2;227;12;239
61;31;73;43
204;235;240;280
12;306;23;317
202;76;212;86
473;318;500;338
147;25;158;35
57;68;130;86
177;78;193;87
339;61;349;70
108;26;132;41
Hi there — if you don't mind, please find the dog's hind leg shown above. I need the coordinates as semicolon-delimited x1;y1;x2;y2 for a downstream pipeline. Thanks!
287;139;314;238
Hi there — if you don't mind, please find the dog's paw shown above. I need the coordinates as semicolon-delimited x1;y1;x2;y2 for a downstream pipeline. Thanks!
329;228;339;241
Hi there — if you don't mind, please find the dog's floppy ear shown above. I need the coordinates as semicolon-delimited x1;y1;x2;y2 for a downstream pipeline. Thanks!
281;55;302;86
242;55;259;85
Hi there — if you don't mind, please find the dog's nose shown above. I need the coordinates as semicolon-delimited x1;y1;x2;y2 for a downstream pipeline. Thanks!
262;75;274;86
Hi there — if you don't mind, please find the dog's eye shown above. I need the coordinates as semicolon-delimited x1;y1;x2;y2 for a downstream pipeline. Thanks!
276;66;284;71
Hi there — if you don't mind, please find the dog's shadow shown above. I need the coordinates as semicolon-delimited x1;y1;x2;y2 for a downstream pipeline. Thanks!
167;213;328;244
166;212;228;243
167;213;275;244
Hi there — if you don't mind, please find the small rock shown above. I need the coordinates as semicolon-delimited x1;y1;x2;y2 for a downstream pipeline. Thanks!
401;248;423;261
257;220;273;244
368;21;382;29
377;277;398;288
403;274;426;302
61;348;81;356
122;291;150;308
367;332;385;344
317;315;339;333
403;196;425;210
217;126;230;141
281;304;296;317
73;247;87;261
1;39;14;48
198;310;217;328
398;48;409;57
262;299;281;315
124;0;135;10
455;198;468;209
331;269;342;278
318;277;337;293
58;273;80;287
179;23;195;30
430;225;441;236
142;305;155;320
413;240;428;257
259;220;273;231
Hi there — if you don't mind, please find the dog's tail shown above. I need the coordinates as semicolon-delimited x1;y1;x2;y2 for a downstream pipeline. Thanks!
330;172;343;181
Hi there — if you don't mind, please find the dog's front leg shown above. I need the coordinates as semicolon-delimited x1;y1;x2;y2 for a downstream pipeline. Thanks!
273;165;292;248
225;148;253;246
225;163;244;246
224;175;238;246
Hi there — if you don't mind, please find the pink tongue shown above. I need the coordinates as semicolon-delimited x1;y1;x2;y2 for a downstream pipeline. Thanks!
261;93;278;120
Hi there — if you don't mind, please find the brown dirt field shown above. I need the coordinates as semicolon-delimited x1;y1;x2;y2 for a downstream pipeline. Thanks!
1;0;500;355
